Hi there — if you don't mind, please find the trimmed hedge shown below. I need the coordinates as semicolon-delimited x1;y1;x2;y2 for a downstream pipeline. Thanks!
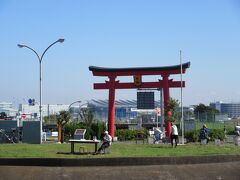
185;130;200;142
115;129;149;141
64;121;106;140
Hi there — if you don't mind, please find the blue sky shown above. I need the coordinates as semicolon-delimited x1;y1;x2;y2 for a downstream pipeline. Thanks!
0;0;240;106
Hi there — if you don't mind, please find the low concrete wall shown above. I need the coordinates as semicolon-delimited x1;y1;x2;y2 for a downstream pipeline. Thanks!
0;155;240;167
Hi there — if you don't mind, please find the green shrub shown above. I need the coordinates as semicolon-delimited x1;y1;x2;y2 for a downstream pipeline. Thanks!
64;121;106;141
115;129;134;140
115;129;149;141
64;122;86;140
226;129;235;135
185;130;200;142
91;121;106;139
209;129;225;141
65;123;151;141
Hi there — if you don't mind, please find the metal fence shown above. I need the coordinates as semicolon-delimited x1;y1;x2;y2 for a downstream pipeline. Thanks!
174;112;240;133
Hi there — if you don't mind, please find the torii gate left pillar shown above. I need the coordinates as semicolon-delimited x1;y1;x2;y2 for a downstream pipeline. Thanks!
89;62;190;138
162;74;171;137
108;76;117;136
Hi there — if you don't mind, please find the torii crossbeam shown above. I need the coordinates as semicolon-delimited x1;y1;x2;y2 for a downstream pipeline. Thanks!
89;62;190;138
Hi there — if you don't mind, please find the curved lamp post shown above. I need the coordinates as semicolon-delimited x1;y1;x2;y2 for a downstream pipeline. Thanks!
79;103;89;109
68;100;82;110
68;101;90;122
18;38;64;143
68;100;82;121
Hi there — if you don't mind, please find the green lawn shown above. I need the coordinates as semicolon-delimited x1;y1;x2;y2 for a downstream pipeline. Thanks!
0;142;239;158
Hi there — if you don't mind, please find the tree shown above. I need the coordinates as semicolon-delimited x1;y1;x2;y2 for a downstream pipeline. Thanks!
43;114;57;125
169;98;180;122
79;108;94;127
56;110;70;143
194;103;219;121
79;108;95;138
165;98;180;122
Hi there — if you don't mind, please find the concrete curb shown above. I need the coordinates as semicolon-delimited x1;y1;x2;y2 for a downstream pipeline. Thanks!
0;155;240;166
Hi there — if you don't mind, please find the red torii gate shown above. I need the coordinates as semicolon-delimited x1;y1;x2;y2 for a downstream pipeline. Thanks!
89;62;190;138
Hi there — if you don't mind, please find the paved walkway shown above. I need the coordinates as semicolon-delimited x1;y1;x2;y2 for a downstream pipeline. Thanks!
0;161;239;180
1;155;240;166
0;155;240;179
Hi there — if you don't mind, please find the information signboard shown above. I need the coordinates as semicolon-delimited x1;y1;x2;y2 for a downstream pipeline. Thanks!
137;92;154;109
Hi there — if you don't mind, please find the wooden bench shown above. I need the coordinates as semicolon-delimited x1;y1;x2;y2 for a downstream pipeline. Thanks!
68;139;100;154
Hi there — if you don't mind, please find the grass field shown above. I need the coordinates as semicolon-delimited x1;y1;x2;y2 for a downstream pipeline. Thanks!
0;142;239;158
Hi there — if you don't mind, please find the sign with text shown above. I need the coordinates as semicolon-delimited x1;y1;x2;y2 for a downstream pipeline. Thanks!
137;92;154;109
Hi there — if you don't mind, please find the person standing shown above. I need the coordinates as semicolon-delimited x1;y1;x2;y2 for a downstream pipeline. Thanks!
171;122;178;148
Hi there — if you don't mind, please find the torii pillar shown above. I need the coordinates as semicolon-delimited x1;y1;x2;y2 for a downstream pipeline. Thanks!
162;74;172;137
108;76;117;136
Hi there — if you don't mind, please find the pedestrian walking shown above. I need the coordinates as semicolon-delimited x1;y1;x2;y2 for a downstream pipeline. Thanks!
171;122;178;148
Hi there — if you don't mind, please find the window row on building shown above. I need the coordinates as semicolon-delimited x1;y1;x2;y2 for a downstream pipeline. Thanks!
210;101;240;118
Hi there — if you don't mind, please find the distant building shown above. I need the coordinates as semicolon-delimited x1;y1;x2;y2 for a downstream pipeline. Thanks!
19;104;69;119
210;101;240;118
87;99;161;123
0;102;18;117
88;99;137;121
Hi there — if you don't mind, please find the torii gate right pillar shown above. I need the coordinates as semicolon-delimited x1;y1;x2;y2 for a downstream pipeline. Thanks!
162;74;172;138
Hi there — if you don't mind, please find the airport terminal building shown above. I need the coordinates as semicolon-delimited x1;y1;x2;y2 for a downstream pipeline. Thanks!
210;101;240;118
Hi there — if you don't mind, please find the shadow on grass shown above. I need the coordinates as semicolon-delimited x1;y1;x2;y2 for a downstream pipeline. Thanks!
147;144;174;149
56;152;94;155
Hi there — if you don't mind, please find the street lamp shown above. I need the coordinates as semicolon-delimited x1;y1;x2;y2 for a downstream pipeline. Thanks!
68;100;82;110
68;100;82;120
18;38;65;143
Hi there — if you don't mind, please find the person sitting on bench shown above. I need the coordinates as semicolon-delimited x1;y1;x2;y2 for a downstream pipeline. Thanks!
97;131;112;154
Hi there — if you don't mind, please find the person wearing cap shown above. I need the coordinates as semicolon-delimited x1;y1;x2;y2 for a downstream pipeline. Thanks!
97;130;112;153
200;124;210;144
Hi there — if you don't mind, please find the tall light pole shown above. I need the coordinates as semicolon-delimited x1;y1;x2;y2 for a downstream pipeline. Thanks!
180;50;184;145
18;38;64;143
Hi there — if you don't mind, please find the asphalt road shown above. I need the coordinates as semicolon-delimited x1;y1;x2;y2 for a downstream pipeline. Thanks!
0;161;239;180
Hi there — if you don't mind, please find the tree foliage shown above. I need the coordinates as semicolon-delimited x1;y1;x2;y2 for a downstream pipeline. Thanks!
165;98;180;122
169;98;180;121
56;110;71;126
43;114;57;125
194;103;219;114
79;108;94;127
194;103;219;121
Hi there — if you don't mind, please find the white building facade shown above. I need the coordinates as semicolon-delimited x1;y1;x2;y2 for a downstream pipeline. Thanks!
210;101;240;118
19;104;69;119
0;102;18;117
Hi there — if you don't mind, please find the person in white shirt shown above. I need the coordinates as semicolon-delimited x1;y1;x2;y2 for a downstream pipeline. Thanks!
171;122;178;148
97;131;112;153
